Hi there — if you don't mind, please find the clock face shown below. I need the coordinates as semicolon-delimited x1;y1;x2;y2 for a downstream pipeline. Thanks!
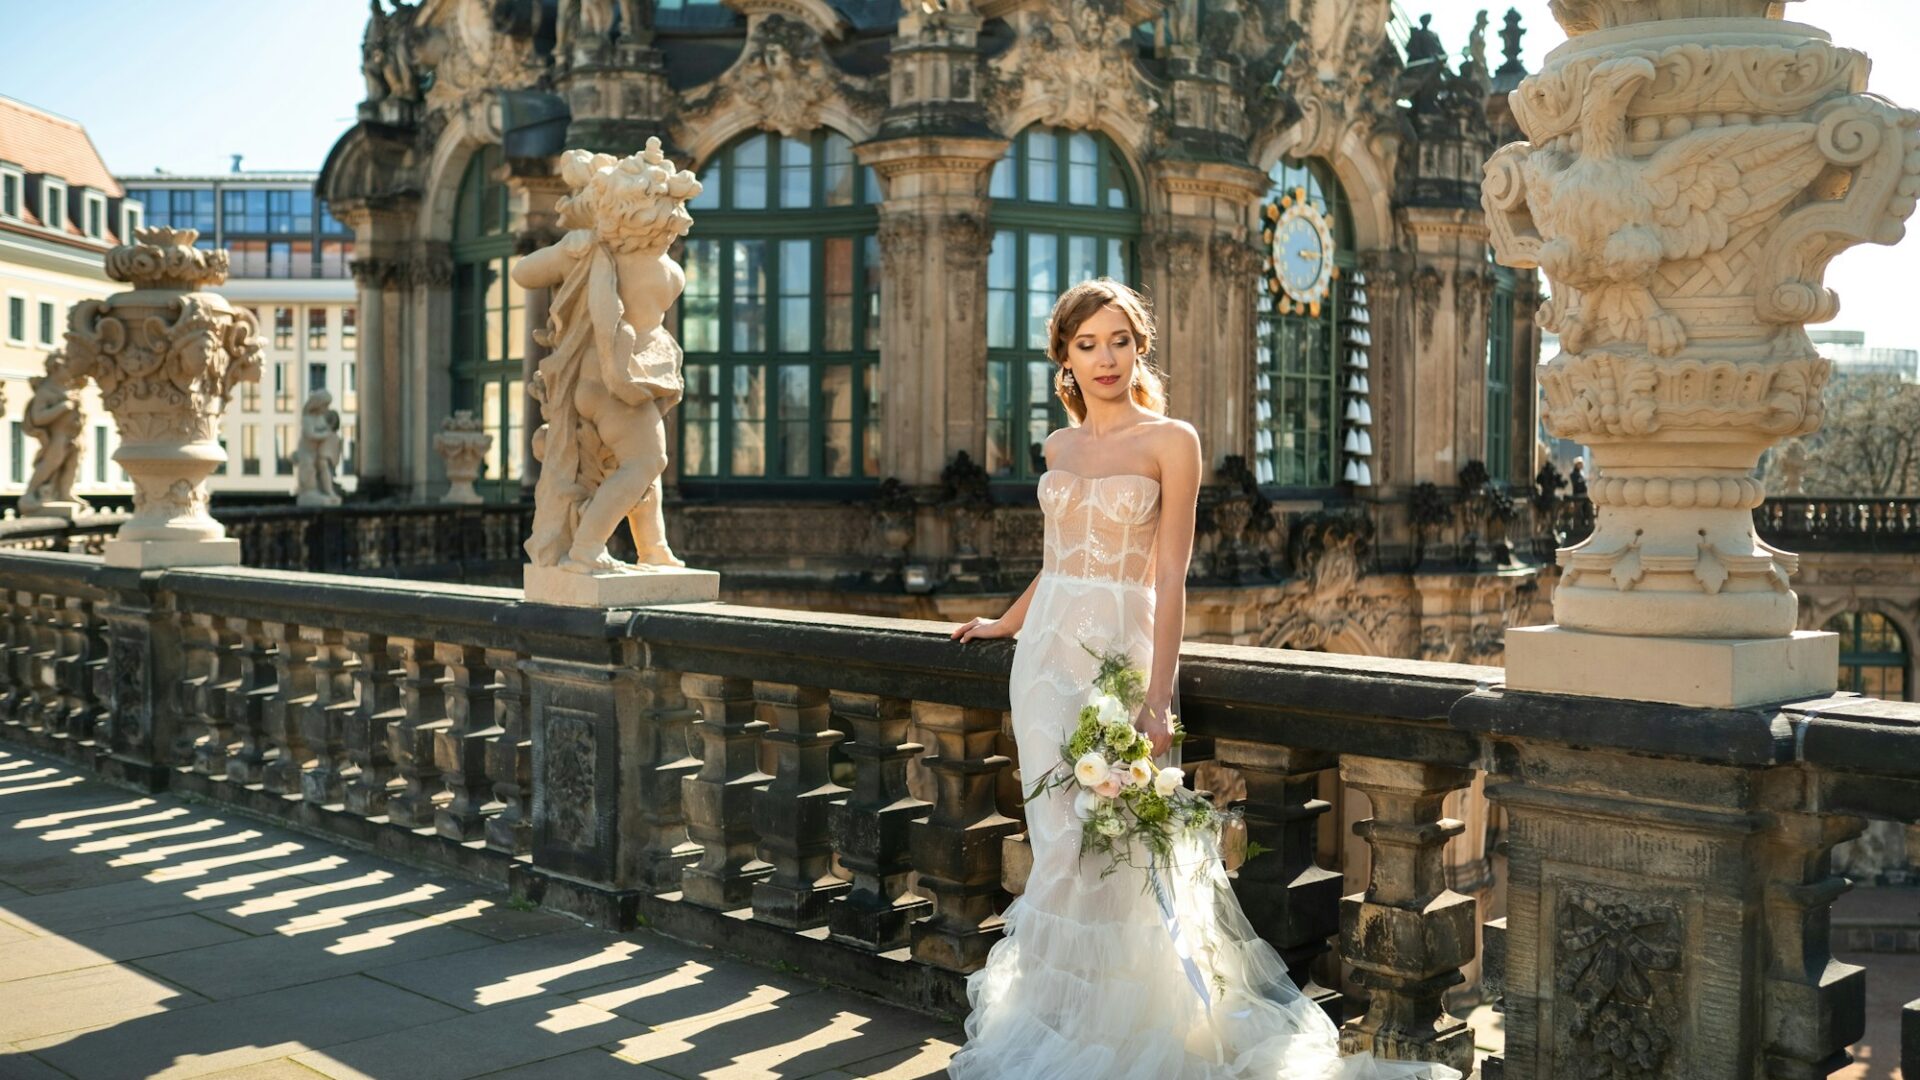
1266;197;1335;309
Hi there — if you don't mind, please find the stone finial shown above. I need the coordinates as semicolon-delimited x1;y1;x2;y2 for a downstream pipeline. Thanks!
433;410;490;505
513;137;718;607
1483;9;1920;645
19;352;90;519
293;389;343;508
1497;8;1526;79
62;226;263;567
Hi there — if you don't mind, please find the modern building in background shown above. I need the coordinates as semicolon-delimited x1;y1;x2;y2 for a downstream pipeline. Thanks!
1809;329;1920;382
119;167;359;497
0;94;137;507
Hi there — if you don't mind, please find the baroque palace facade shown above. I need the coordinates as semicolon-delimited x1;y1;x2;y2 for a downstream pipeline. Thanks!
319;0;1547;666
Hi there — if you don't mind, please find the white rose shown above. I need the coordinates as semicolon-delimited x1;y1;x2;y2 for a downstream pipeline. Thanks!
1153;766;1185;797
1073;788;1102;821
1127;759;1155;788
1091;693;1129;728
1073;752;1111;788
1095;814;1127;837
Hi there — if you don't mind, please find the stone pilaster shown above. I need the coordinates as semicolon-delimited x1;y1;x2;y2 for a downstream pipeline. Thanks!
828;691;931;951
1215;740;1344;1017
1337;756;1478;1074
749;682;848;929
1485;0;1920;702
342;206;415;500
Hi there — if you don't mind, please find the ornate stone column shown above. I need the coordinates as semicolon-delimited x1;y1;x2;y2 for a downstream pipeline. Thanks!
62;228;262;567
1485;0;1920;707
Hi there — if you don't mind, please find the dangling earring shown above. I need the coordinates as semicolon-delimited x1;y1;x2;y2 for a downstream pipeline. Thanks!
1062;369;1077;390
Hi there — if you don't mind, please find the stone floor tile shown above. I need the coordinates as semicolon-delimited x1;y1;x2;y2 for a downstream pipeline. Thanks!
605;985;955;1080
573;956;828;1031
187;1060;332;1080
131;909;496;1000
0;963;207;1044
469;1049;680;1079
0;913;248;984
364;927;702;1013
20;974;461;1080
0;1044;78;1080
402;897;575;943
816;1035;962;1080
289;996;646;1080
0;850;328;934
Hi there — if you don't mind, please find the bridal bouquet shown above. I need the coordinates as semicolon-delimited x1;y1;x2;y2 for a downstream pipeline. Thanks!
1023;640;1231;882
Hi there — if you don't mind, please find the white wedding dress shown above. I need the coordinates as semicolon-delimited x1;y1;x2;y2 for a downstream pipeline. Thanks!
948;470;1462;1080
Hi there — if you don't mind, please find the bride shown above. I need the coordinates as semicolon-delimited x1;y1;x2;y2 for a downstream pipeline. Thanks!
945;279;1461;1080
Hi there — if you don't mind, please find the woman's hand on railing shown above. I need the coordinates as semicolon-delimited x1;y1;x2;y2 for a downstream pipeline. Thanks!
951;616;1016;642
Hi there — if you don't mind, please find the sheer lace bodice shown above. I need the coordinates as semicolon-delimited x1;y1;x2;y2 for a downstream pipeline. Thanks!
949;467;1461;1080
1038;469;1161;587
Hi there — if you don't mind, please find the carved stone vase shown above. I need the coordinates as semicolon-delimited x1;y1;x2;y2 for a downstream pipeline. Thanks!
63;228;262;567
1484;0;1920;699
434;410;491;505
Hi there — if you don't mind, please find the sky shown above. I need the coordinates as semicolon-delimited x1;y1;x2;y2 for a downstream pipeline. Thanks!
2;0;1917;348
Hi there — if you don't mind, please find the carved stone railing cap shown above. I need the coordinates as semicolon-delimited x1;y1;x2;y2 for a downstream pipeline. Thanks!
106;227;230;290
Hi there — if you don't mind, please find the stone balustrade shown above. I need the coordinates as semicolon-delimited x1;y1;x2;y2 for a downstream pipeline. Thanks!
0;546;1913;1074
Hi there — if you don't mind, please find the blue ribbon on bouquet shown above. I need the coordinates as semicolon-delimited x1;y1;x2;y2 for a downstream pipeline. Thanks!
1146;849;1213;1016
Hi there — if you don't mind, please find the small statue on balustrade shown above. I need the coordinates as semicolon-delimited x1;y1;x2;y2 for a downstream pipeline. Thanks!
294;390;344;508
20;353;89;518
513;138;699;574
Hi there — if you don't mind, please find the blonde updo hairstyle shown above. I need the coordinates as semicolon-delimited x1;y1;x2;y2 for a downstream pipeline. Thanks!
1046;278;1167;426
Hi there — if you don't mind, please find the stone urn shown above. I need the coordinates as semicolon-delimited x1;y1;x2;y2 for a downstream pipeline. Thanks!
62;228;262;567
434;410;491;505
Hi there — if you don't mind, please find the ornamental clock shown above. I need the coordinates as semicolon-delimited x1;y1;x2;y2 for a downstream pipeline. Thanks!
1262;188;1336;316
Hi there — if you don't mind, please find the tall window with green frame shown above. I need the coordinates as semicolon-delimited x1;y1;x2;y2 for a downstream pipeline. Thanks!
450;144;524;498
1253;159;1354;488
677;130;882;483
1825;610;1909;700
985;126;1140;481
1485;266;1517;483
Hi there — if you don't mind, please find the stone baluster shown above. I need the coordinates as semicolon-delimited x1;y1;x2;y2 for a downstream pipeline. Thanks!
1761;811;1868;1077
0;589;31;724
173;613;218;765
827;692;931;951
1479;916;1508;1080
909;702;1018;972
1336;757;1477;1073
298;628;358;806
48;596;88;741
25;593;58;734
194;617;244;777
433;643;498;841
482;648;532;855
1215;740;1344;1016
342;631;404;818
75;599;110;747
749;682;848;929
679;673;772;910
626;665;701;891
224;622;277;786
261;622;317;796
386;637;448;830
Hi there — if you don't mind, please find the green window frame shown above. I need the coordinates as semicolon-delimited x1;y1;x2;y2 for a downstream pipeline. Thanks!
1486;265;1517;483
985;127;1140;482
1826;610;1909;701
678;130;883;486
450;144;525;500
1254;158;1355;490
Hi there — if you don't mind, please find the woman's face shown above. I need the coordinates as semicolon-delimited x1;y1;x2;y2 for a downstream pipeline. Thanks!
1064;303;1140;402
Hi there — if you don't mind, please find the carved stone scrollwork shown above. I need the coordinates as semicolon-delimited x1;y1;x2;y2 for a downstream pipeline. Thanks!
1142;231;1205;329
1482;6;1920;639
981;0;1159;136
941;212;991;317
1413;266;1443;349
1554;891;1682;1078
878;215;924;329
677;14;884;138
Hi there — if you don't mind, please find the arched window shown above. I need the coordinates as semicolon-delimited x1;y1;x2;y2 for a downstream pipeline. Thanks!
1254;159;1360;489
985;127;1140;481
678;130;882;484
450;144;523;499
1825;611;1910;700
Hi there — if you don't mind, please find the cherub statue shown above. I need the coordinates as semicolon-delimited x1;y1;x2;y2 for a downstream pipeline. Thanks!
293;389;344;507
20;353;89;518
361;0;418;103
514;138;700;574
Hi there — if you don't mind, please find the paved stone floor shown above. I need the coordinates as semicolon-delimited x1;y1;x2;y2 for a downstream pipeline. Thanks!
0;744;1911;1079
0;747;962;1080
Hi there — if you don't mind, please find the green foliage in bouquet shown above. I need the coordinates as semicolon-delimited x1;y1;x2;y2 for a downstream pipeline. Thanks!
1023;641;1238;885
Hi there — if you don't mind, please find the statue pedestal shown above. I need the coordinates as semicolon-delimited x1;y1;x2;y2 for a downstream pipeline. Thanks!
296;492;342;509
103;538;243;570
1504;625;1838;709
22;502;84;521
523;565;719;608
